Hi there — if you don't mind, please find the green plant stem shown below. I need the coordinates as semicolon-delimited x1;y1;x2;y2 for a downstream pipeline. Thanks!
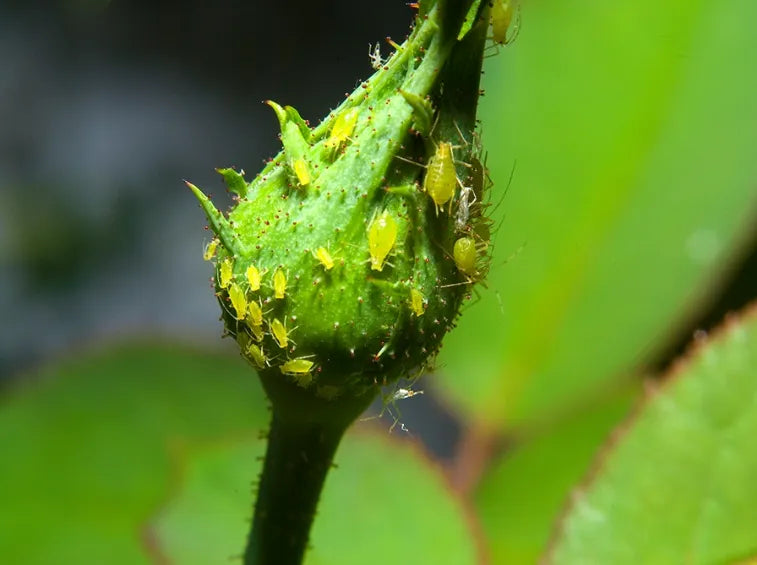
244;368;375;565
243;412;347;565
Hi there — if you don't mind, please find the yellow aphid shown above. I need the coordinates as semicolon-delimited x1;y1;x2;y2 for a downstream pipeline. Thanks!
250;323;264;342
423;142;457;214
203;239;219;261
247;300;263;327
453;237;478;277
247;343;267;369
492;0;518;45
410;288;425;317
246;264;261;291
315;247;335;270
270;318;289;348
228;282;247;320
236;330;250;350
273;268;287;299
218;258;234;289
325;107;359;151
281;358;314;387
293;158;311;186
368;210;398;271
280;358;314;376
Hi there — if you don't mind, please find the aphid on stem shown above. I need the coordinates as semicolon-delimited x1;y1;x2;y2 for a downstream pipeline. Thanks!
218;258;234;289
280;357;315;387
368;210;398;272
203;238;219;261
270;317;297;349
324;107;359;155
490;0;521;47
453;236;481;280
273;268;287;299
246;342;268;369
314;246;336;271
246;264;263;292
247;299;264;327
410;288;425;317
292;158;311;186
228;282;247;320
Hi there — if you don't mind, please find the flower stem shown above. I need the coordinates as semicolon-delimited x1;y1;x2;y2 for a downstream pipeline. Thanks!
243;374;375;565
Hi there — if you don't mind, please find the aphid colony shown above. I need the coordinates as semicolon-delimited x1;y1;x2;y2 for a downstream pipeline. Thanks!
207;253;298;371
418;136;493;284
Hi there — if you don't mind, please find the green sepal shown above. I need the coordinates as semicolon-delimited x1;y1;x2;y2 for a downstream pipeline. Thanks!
266;99;310;162
185;181;241;256
215;167;248;199
399;90;435;136
284;105;313;144
457;0;485;40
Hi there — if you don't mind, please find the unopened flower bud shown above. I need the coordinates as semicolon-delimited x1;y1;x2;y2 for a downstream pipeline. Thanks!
189;2;494;413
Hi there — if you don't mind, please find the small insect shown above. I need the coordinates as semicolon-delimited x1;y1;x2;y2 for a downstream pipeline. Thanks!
273;268;287;299
455;183;476;233
250;323;265;342
270;318;290;348
368;43;384;70
246;342;267;369
315;246;335;271
491;0;520;46
228;282;247;320
203;238;219;261
368;210;398;271
325;107;359;153
218;258;234;289
383;386;424;433
390;387;424;402
453;236;478;277
423;142;457;214
292;158;311;186
280;358;314;386
247;300;263;327
246;264;262;292
280;358;313;376
410;288;425;317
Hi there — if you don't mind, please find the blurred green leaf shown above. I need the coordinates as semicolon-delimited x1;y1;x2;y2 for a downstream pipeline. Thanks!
547;304;757;564
153;429;480;565
438;0;757;426
309;431;480;565
476;386;637;564
0;342;268;564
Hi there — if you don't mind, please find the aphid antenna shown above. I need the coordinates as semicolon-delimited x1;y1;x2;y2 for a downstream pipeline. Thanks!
283;352;316;362
393;153;426;168
488;158;517;218
488;240;527;274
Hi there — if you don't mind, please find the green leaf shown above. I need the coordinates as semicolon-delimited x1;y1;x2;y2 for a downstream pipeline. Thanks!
547;304;757;564
476;387;636;564
437;0;757;426
0;342;268;564
151;428;480;565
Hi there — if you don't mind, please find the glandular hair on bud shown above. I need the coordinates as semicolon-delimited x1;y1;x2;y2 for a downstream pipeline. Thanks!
189;2;494;403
